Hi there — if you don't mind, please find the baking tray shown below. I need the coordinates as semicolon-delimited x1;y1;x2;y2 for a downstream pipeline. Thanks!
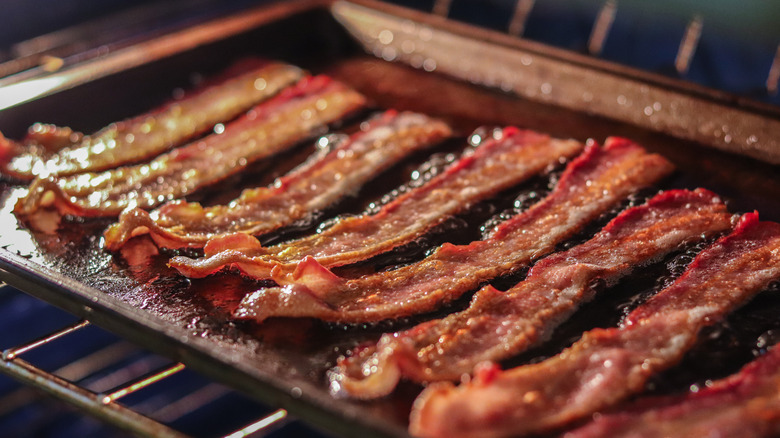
2;1;780;437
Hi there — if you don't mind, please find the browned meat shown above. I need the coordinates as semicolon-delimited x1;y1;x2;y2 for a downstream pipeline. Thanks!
233;137;673;324
566;345;780;438
14;76;366;217
168;128;582;277
1;60;304;180
330;189;733;399
409;213;780;438
103;110;451;250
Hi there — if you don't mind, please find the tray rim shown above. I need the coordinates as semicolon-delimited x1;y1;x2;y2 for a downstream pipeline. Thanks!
335;0;780;164
344;0;780;119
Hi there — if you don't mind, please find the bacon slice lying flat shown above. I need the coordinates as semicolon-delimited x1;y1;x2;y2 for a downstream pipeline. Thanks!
169;128;583;278
233;137;673;324
566;346;780;438
409;212;780;438
13;76;366;217
329;189;734;399
102;111;452;250
1;61;305;180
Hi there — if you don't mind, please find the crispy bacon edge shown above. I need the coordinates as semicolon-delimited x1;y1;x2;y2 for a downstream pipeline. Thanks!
409;212;780;438
232;137;673;324
102;111;452;250
14;75;366;218
565;346;780;438
328;188;734;399
1;60;305;180
167;128;583;277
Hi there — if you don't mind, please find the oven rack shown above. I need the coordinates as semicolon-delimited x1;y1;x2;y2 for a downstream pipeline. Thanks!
0;282;296;438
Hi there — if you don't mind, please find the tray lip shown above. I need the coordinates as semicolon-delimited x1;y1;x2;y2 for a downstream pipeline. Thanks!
335;0;780;165
0;242;407;438
0;0;333;111
0;3;409;436
341;0;780;120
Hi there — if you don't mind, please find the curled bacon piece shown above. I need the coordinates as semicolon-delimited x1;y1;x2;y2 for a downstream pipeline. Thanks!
233;137;673;324
1;61;305;180
329;189;734;399
566;346;780;438
169;128;583;277
409;213;780;438
0;126;78;178
103;111;452;250
14;76;366;217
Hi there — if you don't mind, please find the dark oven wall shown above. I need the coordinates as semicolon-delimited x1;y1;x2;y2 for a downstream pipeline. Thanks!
3;0;778;104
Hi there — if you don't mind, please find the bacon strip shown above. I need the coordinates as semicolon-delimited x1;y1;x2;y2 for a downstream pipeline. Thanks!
1;61;305;180
329;189;734;399
169;128;584;278
409;213;780;438
566;346;780;438
103;111;452;250
233;137;673;324
13;76;366;217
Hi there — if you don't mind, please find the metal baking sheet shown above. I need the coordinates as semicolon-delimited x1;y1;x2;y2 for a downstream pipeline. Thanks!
1;1;780;437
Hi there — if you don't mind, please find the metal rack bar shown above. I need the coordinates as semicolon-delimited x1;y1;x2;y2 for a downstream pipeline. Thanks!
675;15;703;74
432;0;452;18
0;320;186;438
0;317;293;438
223;409;289;438
0;357;187;438
508;0;536;37
101;362;185;404
768;44;780;95
0;341;138;418
588;0;617;56
2;320;90;360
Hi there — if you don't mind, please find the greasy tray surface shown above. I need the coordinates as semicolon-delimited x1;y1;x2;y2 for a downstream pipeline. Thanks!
2;2;780;437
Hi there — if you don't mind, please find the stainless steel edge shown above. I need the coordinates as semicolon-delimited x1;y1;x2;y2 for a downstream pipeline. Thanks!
0;248;406;438
333;1;780;164
0;0;329;111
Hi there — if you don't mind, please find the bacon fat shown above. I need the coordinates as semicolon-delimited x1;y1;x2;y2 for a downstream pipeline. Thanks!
13;76;366;217
329;189;734;399
566;346;780;438
168;128;583;277
409;213;780;438
2;61;304;180
103;111;451;250
233;137;673;324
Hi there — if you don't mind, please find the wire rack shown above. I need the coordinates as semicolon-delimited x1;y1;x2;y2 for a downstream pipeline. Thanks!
1;0;778;437
0;282;297;438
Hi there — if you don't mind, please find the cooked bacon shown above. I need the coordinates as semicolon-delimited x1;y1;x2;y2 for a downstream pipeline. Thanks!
169;128;584;277
233;137;673;324
1;61;305;180
22;124;83;155
566;346;780;438
102;111;451;250
13;76;366;217
329;189;734;399
409;213;780;438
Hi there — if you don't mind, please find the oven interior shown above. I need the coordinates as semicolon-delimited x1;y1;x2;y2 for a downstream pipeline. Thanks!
1;1;780;437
